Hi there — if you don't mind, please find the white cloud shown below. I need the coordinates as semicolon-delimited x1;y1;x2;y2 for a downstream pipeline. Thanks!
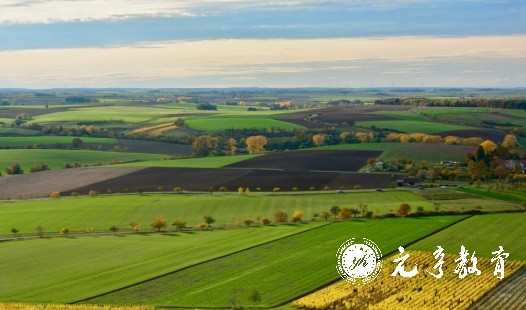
0;0;510;24
0;35;525;87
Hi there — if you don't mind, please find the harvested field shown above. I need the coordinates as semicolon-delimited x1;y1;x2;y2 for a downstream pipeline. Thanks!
116;139;192;156
226;150;381;172
282;106;397;128
380;143;476;162
131;123;177;135
471;267;526;310
437;129;506;141
65;167;397;194
0;107;70;118
0;167;144;199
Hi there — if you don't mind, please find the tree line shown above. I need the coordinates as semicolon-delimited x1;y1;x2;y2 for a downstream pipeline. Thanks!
374;97;526;109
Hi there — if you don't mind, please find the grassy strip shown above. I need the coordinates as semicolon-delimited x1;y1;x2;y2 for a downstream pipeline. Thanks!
0;225;320;303
85;216;466;307
410;213;526;260
457;187;526;203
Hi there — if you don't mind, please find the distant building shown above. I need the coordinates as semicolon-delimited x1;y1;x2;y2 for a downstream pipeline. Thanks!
397;177;422;187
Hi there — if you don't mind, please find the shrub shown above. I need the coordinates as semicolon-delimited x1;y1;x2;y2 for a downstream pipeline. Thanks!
196;103;217;110
6;163;23;175
219;186;228;192
260;217;271;225
273;187;281;192
365;211;374;218
243;219;255;226
50;191;60;198
274;211;288;223
397;203;412;216
109;225;119;235
309;186;316;191
88;190;98;197
238;187;244;193
197;223;208;229
60;227;70;236
338;208;352;219
71;192;79;197
291;210;305;223
323;185;330;190
30;163;50;173
157;186;164;191
353;184;362;190
130;222;140;233
173;187;183;192
292;187;299;191
172;219;187;230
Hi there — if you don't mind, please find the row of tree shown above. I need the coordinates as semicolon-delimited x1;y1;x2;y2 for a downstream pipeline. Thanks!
375;97;526;109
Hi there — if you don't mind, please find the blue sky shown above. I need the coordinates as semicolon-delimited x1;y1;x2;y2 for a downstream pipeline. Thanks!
0;0;525;88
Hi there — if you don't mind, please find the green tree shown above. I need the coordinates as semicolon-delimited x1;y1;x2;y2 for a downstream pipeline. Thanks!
350;208;360;219
35;225;45;238
172;219;187;230
203;215;216;227
330;205;341;218
109;225;119;235
321;211;331;222
72;137;83;148
249;290;262;310
11;228;19;237
6;163;23;175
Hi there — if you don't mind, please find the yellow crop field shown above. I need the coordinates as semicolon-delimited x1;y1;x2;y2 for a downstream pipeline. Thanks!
0;304;153;310
131;123;177;135
293;251;525;310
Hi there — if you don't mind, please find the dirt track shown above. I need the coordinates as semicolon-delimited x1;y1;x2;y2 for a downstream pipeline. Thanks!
0;167;144;199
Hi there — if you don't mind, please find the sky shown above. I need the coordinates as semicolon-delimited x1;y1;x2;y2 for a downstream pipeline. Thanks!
0;0;525;88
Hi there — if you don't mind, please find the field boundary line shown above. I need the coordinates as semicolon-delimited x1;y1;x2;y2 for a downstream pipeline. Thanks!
70;222;334;305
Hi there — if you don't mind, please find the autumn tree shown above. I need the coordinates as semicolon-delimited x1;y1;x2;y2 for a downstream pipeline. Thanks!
355;132;374;143
193;135;219;157
312;134;327;147
130;222;140;233
338;208;352;219
203;215;216;227
274;211;288;223
243;219;255;226
339;131;352;143
61;227;70;237
246;135;268;154
502;134;517;149
291;210;305;223
397;203;411;216
227;138;238;155
366;158;376;167
480;140;497;155
468;160;489;181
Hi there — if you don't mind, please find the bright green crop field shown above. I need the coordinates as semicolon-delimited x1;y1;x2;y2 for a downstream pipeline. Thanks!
185;115;304;131
86;216;467;307
0;191;518;236
0;149;160;171
0;224;319;303
0;136;116;148
355;120;474;134
410;213;526;260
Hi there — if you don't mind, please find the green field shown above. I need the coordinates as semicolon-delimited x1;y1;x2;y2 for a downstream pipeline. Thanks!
0;191;518;236
0;149;160;171
410;213;526;260
117;154;260;168
86;216;466;307
0;127;41;135
0;136;116;148
355;120;474;134
185;115;305;131
0;224;319;303
458;187;526;203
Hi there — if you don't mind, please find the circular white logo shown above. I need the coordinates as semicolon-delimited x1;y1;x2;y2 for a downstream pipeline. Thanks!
336;238;382;284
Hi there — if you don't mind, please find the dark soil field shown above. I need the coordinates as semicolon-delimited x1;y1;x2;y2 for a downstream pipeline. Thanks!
0;167;144;199
226;150;381;172
437;129;506;142
282;105;404;128
64;167;396;193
